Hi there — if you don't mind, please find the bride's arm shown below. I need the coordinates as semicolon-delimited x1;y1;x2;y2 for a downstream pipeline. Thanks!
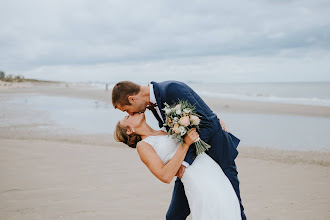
136;129;199;184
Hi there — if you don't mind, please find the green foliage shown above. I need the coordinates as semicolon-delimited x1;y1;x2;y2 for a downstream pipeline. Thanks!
1;77;59;83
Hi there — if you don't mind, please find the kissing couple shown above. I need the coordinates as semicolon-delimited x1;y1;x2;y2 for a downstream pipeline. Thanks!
113;80;246;220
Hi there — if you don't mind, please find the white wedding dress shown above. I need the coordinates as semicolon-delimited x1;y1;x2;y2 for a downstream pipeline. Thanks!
142;135;242;220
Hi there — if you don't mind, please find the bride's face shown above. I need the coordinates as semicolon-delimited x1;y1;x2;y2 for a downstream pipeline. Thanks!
120;112;145;130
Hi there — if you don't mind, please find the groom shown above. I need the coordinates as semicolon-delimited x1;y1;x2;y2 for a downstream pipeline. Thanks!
112;80;246;220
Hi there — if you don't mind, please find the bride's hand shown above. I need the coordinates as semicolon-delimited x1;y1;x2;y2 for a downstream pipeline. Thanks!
183;128;199;146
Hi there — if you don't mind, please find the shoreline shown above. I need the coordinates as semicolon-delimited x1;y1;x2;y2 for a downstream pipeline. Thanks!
1;81;330;118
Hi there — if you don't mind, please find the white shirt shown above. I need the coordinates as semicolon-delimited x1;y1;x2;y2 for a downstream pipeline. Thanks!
149;83;190;168
149;84;164;124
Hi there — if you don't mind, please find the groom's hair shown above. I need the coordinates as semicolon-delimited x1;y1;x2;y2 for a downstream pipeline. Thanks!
112;81;141;107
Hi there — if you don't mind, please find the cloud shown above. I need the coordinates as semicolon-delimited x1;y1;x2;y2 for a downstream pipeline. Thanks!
0;0;329;82
23;49;330;83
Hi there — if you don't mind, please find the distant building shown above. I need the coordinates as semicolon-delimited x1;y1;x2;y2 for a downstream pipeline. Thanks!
0;71;4;79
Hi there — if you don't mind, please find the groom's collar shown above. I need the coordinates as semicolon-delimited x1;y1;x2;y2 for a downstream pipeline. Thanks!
149;83;157;105
150;81;162;108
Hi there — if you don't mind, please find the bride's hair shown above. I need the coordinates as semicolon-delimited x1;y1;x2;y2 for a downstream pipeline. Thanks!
114;121;142;148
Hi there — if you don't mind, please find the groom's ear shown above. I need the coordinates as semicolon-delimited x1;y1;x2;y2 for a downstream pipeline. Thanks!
128;95;136;104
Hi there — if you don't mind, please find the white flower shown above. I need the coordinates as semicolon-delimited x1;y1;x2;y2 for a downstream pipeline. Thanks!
173;117;178;121
179;126;187;136
173;104;181;114
174;104;181;110
183;108;191;113
165;108;171;114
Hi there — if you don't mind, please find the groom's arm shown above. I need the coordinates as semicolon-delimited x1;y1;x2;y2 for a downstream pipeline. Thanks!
165;82;213;166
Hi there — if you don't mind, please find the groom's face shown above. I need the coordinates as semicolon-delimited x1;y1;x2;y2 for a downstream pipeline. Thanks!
116;94;147;115
117;102;146;115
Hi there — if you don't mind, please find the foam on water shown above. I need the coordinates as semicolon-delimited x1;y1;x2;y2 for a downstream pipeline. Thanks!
196;91;330;107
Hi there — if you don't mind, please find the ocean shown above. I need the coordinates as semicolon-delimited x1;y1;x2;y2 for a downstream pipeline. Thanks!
190;82;330;107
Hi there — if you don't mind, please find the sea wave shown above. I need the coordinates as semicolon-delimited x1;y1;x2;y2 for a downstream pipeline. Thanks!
196;90;330;107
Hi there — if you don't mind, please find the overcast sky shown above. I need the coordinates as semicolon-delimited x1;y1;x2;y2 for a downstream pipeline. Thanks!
1;0;330;83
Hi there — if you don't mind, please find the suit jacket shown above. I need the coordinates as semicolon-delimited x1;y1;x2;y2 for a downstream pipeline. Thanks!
151;80;240;168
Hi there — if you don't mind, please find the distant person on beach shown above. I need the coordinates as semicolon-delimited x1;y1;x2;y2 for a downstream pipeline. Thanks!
112;81;246;220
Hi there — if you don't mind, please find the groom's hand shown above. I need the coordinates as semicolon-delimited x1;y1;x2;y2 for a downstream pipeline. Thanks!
219;118;228;132
176;165;186;179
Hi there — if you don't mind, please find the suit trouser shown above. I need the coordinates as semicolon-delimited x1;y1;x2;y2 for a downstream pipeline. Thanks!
166;162;246;220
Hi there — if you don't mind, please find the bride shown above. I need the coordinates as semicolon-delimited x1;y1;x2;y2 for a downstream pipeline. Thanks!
114;112;241;220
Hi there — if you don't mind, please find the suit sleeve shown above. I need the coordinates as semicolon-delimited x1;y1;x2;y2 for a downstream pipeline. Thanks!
165;83;213;165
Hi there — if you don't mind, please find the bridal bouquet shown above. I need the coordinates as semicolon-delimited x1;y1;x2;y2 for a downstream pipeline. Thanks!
162;100;211;155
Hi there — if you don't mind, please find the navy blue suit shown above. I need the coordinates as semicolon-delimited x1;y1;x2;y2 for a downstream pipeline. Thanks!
151;81;246;220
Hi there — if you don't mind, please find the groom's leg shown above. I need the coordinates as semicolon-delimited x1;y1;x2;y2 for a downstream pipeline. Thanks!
223;161;247;220
166;178;190;220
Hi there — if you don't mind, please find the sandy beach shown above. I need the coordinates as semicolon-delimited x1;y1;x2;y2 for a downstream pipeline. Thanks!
1;82;329;220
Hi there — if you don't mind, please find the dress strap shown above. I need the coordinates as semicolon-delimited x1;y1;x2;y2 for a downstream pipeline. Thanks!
141;136;155;147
